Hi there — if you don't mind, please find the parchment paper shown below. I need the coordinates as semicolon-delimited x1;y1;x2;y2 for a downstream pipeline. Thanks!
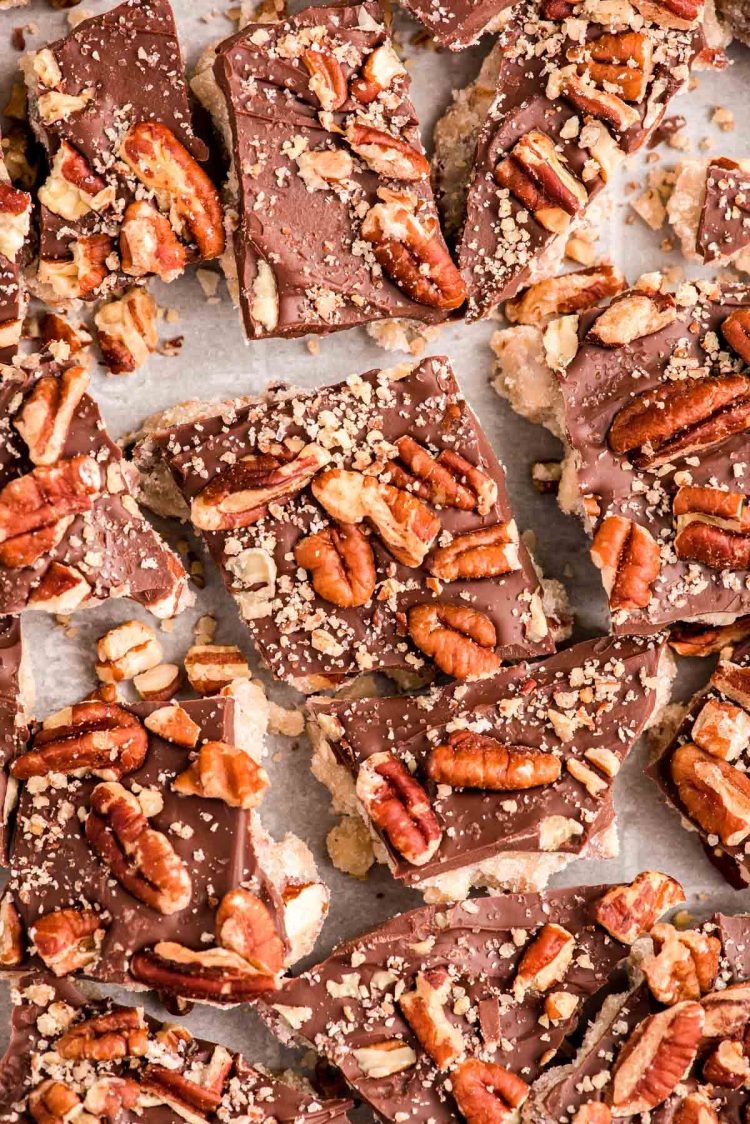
0;1;748;1110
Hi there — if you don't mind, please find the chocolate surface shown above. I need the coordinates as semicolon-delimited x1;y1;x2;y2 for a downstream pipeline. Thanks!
696;158;750;263
0;974;352;1124
211;3;461;339
0;355;190;617
155;357;553;689
398;0;517;50
309;634;665;888
0;617;26;865
0;133;32;362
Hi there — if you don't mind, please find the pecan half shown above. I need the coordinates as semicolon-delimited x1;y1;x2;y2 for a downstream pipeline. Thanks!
641;923;720;1005
28;1080;82;1124
399;967;464;1070
57;1008;149;1061
669;617;750;657
609;1001;704;1115
14;364;89;466
0;897;23;966
671;742;750;847
120;200;187;283
673;1093;719;1124
391;437;497;515
295;523;376;607
427;524;520;581
10;700;147;780
673;485;750;569
702;981;750;1038
505;265;625;326
452;1059;529;1123
590;515;660;612
215;888;284;977
86;781;192;914
587;290;676;348
608;374;750;468
594;871;685;944
692;697;750;761
96;620;162;683
722;309;750;366
31;907;106;976
173;742;269;809
302;47;347;111
84;1077;140;1120
345;122;430;181
356;750;442;866
120;122;224;261
426;729;561;790
361;193;466;310
191;443;330;531
407;603;501;678
514;923;575;998
312;468;440;568
130;942;277;1000
0;455;102;568
568;32;653;102
495;130;588;234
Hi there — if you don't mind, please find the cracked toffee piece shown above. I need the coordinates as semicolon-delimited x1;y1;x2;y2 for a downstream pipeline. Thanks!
0;975;352;1124
526;911;750;1122
669;157;750;270
0;618;30;865
22;0;223;306
651;643;750;890
137;357;555;692
0;353;191;618
0;138;32;364
307;634;672;901
493;278;750;635
444;0;707;320
397;0;518;50
0;693;329;1004
192;3;465;340
263;873;685;1124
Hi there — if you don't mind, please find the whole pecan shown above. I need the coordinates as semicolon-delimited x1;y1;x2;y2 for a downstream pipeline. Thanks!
57;1008;149;1061
120;122;224;261
593;871;685;944
30;907;106;976
130;941;277;1001
356;750;442;866
295;523;376;607
641;923;720;1005
408;603;501;679
609;1001;704;1114
86;781;192;914
191;444;330;532
28;1080;82;1124
451;1059;529;1123
392;437;498;516
399;967;463;1070
11;701;148;780
514;923;575;998
302;47;347;111
0;455;102;568
14;365;89;467
671;742;750;847
590;515;660;612
608;374;750;468
427;524;520;582
215;888;285;976
426;729;561;790
173;741;269;809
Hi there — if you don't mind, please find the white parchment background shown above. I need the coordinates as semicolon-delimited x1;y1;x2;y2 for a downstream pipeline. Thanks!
0;1;749;1113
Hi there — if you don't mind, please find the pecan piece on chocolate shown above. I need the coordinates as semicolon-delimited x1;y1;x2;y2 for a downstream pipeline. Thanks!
302;47;347;111
672;1093;719;1124
669;616;750;658
427;523;520;581
671;742;750;847
84;1077;140;1120
594;871;685;944
356;750;442;866
641;923;720;1005
495;130;588;235
30;907;106;976
451;1059;529;1124
505;265;625;326
608;374;750;468
191;443;330;532
558;72;640;134
10;700;147;780
673;485;750;570
722;309;750;366
609;1001;704;1115
173;741;269;809
28;1080;82;1124
691;696;750;761
141;1050;233;1116
634;0;704;28
14;364;89;467
57;1008;149;1061
567;31;654;102
702;1039;749;1088
399;967;464;1070
350;43;405;103
514;923;575;999
0;455;102;568
407;603;501;679
711;658;750;710
390;437;497;516
312;468;440;568
130;942;277;1001
85;781;192;914
215;888;284;977
426;729;561;790
590;515;660;612
344;122;430;182
295;523;376;608
587;290;676;348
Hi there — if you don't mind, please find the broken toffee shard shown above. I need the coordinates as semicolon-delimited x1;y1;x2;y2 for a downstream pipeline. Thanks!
0;692;329;1004
0;354;191;618
669;156;750;269
434;0;711;320
192;2;465;340
0;974;352;1123
398;0;518;50
0;618;30;865
133;356;559;693
22;0;223;307
0;132;32;364
307;634;673;901
493;276;750;635
262;874;685;1124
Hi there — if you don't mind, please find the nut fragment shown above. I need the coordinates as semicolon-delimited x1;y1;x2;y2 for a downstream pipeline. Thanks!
427;523;520;581
495;130;588;234
408;603;501;679
130;942;276;1001
0;897;23;966
587;290;677;348
295;523;376;607
144;703;200;748
28;1080;82;1124
57;1008;149;1061
86;781;192;914
391;437;497;516
120;200;187;282
133;664;183;702
514;923;575;999
426;729;561;790
672;1093;719;1124
505;265;625;325
594;871;685;944
609;1001;704;1115
31;907;106;976
356;750;442;866
37;141;113;222
572;1106;612;1124
703;1040;749;1088
95;620;162;683
711;659;750;709
671;742;750;847
590;515;660;612
173;741;269;809
350;43;406;103
692;697;750;761
641;923;720;1004
669;617;750;657
184;644;251;694
399;967;464;1069
95;288;158;375
0;455;102;569
302;47;347;110
673;485;750;570
352;1040;417;1078
451;1059;529;1123
722;309;750;366
345;122;430;181
567;31;654;102
14;364;89;466
215;888;284;976
11;701;148;780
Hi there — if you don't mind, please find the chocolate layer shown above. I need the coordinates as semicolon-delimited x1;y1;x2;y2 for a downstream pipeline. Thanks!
697;158;750;263
0;617;27;865
0;132;32;362
398;0;517;50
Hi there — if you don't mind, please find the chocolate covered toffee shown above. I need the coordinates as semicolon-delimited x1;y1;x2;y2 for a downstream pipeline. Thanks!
0;133;31;364
398;0;518;50
0;618;30;864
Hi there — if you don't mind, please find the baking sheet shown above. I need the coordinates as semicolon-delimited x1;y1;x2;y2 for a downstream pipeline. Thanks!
0;0;749;1108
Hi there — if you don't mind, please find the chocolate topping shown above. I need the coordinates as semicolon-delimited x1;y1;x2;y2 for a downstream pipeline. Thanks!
399;0;517;50
697;158;750;263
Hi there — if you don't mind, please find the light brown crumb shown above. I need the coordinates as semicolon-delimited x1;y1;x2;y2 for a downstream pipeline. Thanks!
306;338;320;356
631;188;667;231
712;106;735;132
326;815;375;880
